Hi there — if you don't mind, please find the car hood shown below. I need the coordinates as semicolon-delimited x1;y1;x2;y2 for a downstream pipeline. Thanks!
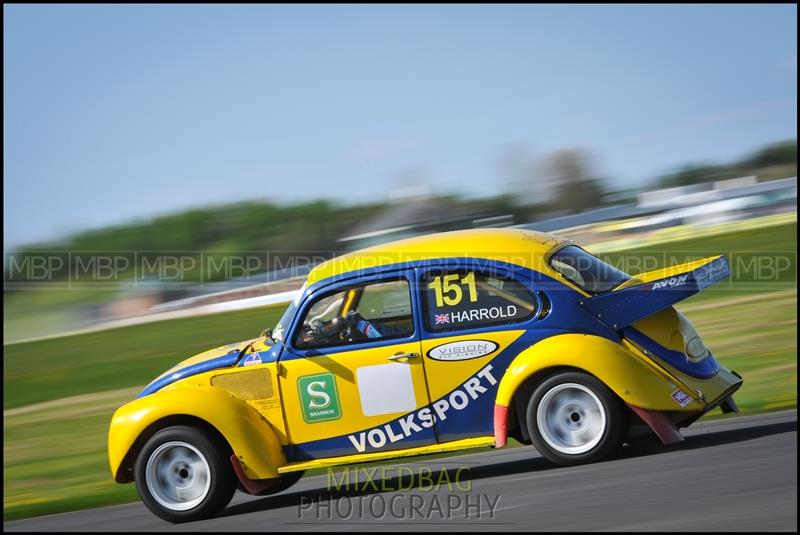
137;337;264;398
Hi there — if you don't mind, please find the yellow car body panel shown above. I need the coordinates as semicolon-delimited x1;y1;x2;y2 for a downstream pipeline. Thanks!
421;330;527;400
306;228;569;286
622;337;743;407
278;340;432;446
108;384;286;482
495;333;705;412
149;338;262;385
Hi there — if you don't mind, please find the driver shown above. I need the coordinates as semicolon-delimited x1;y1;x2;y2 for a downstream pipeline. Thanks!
345;310;407;339
307;309;404;343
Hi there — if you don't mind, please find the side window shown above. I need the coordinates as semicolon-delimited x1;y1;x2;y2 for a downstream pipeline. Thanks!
294;279;414;349
358;280;412;320
423;270;536;331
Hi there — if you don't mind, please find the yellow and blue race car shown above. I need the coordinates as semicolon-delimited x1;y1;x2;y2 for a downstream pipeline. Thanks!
108;228;742;522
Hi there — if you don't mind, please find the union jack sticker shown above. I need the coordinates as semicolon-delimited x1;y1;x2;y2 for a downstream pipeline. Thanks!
434;313;450;325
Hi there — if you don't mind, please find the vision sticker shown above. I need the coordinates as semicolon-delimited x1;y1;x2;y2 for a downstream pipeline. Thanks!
298;373;341;423
427;340;499;361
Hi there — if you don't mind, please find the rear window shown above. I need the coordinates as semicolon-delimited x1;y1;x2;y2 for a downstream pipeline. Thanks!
549;245;630;294
422;270;536;331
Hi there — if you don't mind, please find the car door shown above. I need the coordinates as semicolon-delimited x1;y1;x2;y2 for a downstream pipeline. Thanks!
416;262;542;443
278;270;435;461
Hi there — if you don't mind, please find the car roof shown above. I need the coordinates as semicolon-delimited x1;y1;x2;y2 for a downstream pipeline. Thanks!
306;228;570;286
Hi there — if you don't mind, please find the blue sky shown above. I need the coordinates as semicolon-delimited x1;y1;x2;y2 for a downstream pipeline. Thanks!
4;4;796;247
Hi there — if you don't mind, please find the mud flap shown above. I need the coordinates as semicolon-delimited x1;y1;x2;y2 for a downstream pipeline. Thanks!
626;404;684;445
230;455;283;495
720;396;739;414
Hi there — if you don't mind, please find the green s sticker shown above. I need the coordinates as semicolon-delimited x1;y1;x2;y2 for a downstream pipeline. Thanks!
298;372;341;423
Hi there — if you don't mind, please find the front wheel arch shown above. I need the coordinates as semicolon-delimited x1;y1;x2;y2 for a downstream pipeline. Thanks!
115;414;231;483
134;424;237;522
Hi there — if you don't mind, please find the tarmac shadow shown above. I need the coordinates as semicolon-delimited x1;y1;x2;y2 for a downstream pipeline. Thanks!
220;455;555;518
219;417;797;519
617;418;797;459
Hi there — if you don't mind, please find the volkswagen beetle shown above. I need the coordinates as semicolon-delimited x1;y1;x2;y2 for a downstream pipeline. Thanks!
108;228;742;522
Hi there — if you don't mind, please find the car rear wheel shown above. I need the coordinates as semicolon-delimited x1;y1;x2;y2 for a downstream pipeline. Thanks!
526;371;627;465
135;426;236;523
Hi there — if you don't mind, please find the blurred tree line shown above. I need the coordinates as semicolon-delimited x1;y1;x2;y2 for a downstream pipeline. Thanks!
5;201;387;284
4;196;521;284
5;139;795;284
656;139;796;188
504;139;796;215
500;146;608;216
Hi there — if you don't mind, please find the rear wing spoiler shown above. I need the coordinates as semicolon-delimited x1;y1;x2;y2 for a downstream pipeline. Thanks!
578;255;730;330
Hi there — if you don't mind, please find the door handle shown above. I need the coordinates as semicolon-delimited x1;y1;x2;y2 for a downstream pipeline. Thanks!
388;352;420;362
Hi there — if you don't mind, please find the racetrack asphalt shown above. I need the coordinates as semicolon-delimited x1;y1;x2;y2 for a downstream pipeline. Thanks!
5;410;797;532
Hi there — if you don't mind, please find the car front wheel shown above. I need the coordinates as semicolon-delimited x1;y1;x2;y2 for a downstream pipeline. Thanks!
526;371;627;465
134;425;236;523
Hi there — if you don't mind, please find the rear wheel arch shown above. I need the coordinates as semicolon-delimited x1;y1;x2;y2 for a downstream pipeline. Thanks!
115;414;231;483
507;365;590;443
525;370;629;464
505;363;635;445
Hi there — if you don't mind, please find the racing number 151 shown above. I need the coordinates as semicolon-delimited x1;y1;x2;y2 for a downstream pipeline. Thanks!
428;272;477;307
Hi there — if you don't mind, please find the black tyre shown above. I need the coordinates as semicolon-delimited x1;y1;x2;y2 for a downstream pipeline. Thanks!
134;426;236;523
526;371;628;466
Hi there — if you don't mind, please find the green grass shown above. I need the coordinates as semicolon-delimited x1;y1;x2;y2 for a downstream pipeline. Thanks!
676;290;796;413
4;396;140;521
3;288;121;344
3;304;288;410
594;220;797;302
3;222;797;521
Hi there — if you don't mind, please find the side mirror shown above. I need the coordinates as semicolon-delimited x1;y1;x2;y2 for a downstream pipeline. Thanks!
260;328;273;339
